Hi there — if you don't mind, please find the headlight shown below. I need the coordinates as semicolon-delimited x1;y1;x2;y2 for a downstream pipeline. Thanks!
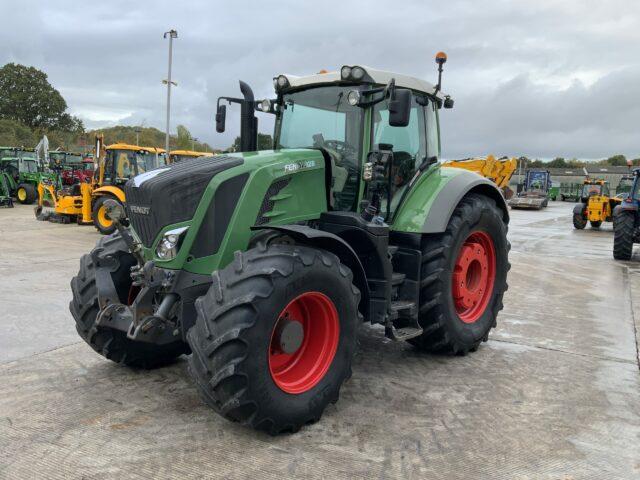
351;66;365;80
340;66;352;80
347;90;360;106
260;99;271;112
156;226;189;260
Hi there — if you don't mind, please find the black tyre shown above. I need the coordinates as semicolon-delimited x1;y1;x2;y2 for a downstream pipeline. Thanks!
573;208;587;230
613;210;635;260
92;195;119;235
409;193;510;355
16;183;37;204
187;244;361;434
590;220;602;229
69;234;188;368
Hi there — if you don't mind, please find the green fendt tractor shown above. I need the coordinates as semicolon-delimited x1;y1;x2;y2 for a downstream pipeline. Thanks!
70;54;510;434
0;147;57;204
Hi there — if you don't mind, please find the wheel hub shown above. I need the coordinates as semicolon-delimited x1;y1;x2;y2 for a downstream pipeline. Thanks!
273;317;304;354
268;291;339;394
452;231;496;323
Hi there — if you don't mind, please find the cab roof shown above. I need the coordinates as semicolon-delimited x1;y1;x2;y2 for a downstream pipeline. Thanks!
106;143;165;153
169;150;214;157
276;65;448;100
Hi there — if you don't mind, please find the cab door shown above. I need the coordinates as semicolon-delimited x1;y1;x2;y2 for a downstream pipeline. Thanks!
371;93;429;218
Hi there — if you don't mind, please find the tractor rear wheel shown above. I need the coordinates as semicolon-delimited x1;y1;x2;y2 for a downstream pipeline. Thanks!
573;208;587;229
613;210;635;260
409;193;509;355
16;183;37;204
590;220;602;228
92;196;119;235
69;233;188;368
187;244;360;434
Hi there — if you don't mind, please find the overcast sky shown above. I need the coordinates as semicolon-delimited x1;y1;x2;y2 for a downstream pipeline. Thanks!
1;0;639;160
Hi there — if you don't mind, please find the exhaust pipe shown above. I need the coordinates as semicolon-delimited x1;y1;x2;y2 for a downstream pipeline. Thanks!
239;80;258;152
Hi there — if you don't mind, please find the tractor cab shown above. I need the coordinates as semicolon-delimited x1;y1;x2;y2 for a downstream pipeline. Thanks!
615;175;633;198
216;64;449;221
581;179;609;200
0;149;39;178
100;144;166;187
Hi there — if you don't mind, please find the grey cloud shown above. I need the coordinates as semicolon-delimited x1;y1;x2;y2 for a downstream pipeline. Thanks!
1;0;639;157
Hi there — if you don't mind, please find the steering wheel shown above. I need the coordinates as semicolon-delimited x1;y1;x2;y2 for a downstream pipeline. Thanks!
323;140;357;158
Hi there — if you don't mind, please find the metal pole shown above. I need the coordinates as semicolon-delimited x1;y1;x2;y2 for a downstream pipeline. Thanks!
164;30;177;156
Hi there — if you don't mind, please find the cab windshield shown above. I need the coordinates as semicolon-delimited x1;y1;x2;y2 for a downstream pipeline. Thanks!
276;86;364;210
112;149;161;179
582;183;604;197
23;160;38;173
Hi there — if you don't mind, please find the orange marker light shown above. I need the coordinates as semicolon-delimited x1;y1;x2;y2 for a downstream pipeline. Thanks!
435;51;448;64
318;69;329;74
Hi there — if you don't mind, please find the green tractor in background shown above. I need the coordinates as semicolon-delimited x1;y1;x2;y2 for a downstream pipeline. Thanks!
70;54;510;434
0;147;58;204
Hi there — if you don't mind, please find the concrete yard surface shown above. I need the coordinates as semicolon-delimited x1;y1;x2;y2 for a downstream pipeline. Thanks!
1;202;639;479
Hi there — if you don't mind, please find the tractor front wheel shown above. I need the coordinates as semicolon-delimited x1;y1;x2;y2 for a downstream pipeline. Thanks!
70;234;188;368
187;244;361;434
16;183;37;204
92;196;120;235
613;210;635;260
409;193;509;355
590;220;602;229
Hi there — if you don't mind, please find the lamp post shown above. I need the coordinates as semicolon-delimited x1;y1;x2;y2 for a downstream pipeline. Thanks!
192;137;198;151
163;29;178;156
134;126;142;146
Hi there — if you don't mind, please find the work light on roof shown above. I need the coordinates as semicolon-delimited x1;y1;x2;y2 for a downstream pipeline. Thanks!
273;75;290;91
351;66;365;80
340;66;352;80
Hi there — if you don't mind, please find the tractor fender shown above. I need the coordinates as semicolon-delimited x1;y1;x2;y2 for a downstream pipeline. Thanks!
399;168;509;234
573;203;587;215
92;186;125;203
616;202;638;213
252;224;369;319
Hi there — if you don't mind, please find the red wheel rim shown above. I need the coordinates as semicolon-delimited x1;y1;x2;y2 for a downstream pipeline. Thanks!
452;231;496;323
268;292;340;394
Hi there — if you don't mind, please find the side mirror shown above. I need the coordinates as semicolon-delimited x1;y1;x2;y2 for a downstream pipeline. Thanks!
215;104;226;133
388;89;411;127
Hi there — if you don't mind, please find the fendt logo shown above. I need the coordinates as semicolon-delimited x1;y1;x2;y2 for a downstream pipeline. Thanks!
284;160;316;173
129;205;150;215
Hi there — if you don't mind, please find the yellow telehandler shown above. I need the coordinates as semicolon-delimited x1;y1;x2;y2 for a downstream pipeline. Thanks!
573;179;622;229
443;155;517;198
36;137;166;234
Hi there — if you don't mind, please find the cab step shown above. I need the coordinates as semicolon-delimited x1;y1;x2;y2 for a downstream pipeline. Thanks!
391;272;406;286
385;325;423;341
389;299;417;318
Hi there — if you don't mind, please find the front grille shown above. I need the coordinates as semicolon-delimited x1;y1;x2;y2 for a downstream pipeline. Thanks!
125;155;243;247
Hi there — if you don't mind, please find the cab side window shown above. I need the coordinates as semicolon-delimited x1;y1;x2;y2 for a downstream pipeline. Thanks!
373;95;426;188
103;151;114;184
